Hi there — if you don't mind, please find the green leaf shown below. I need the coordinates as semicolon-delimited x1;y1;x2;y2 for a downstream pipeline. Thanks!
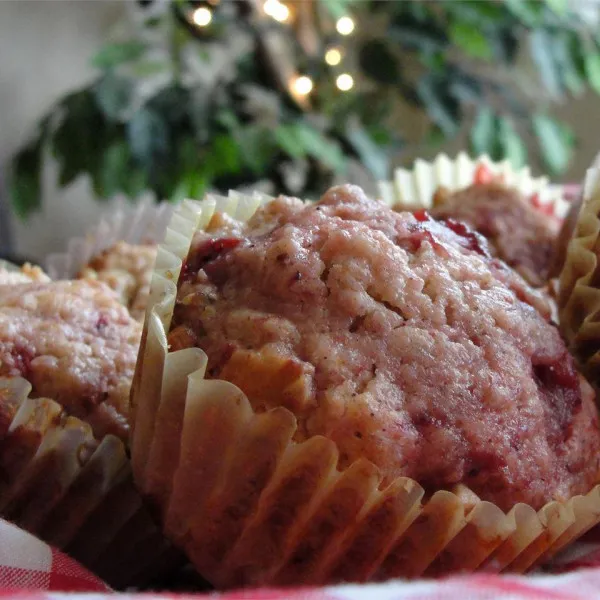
206;135;242;177
584;52;600;95
425;125;446;147
274;126;307;160
52;91;110;190
10;143;43;218
101;142;130;198
449;22;493;60
388;25;447;54
321;0;353;20
449;76;483;105
416;77;459;137
292;124;346;172
236;126;278;175
345;120;389;180
358;40;399;84
122;166;148;200
94;73;134;120
532;113;573;175
545;0;567;16
553;32;585;96
172;169;209;203
529;29;562;99
91;41;147;69
127;108;168;164
497;117;527;168
505;0;543;26
470;107;496;156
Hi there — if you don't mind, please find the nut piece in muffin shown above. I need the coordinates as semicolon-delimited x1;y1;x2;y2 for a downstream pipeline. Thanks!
429;175;561;287
0;263;50;285
0;278;141;440
168;185;600;513
79;242;157;321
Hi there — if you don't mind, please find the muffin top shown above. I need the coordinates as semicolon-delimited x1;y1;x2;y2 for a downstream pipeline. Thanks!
0;278;142;440
168;184;600;511
0;263;50;285
79;242;156;321
430;182;560;287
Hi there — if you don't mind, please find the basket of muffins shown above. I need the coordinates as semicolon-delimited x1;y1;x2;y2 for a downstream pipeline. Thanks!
4;152;600;591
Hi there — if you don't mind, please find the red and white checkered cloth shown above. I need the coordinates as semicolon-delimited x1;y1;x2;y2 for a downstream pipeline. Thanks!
3;518;600;598
0;519;110;592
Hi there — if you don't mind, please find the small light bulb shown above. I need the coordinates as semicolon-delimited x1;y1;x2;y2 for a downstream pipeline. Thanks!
336;16;355;36
292;75;313;96
272;3;290;22
192;6;212;27
336;73;354;91
264;0;289;21
325;48;342;66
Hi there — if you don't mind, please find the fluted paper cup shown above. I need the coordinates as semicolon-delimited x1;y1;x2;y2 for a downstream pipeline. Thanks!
558;162;600;390
377;152;569;219
0;376;180;589
128;191;600;588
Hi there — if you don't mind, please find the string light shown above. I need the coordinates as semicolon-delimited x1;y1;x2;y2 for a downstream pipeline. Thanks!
192;6;212;27
325;48;342;66
263;0;290;23
336;73;354;91
291;75;314;96
336;16;355;35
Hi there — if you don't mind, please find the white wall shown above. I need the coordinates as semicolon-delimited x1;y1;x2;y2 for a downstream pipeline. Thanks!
1;2;600;262
0;0;125;261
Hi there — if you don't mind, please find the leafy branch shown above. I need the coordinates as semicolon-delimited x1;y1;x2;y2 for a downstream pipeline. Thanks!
9;0;600;218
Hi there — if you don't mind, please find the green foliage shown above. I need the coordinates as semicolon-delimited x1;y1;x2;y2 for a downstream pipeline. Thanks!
9;0;600;218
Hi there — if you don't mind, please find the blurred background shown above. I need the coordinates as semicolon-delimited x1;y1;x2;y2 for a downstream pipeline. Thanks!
2;0;600;262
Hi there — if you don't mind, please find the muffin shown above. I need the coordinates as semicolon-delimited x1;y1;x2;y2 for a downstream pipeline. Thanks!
131;187;600;587
0;278;141;440
45;199;172;321
0;376;180;589
378;154;569;288
79;241;157;321
429;180;560;287
0;262;50;284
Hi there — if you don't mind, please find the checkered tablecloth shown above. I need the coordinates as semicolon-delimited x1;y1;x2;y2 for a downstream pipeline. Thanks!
0;519;109;592
3;518;600;598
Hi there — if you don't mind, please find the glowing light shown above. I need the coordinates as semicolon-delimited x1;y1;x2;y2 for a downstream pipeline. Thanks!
192;6;212;26
336;73;354;91
291;75;314;96
264;0;290;22
336;16;355;35
325;48;342;66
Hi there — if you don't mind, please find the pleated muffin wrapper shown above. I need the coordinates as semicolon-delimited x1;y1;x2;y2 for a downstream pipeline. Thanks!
558;160;600;388
45;198;173;280
377;152;569;220
128;190;600;588
0;376;181;589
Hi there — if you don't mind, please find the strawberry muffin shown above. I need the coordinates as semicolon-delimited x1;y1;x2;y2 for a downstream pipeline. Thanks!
167;184;600;512
0;278;141;440
79;242;157;321
430;182;560;287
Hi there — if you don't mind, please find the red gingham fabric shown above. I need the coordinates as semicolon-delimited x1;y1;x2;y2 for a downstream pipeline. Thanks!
3;518;600;598
0;519;110;592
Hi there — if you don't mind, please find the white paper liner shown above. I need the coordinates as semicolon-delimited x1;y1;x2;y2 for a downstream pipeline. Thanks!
45;199;173;280
377;152;569;220
130;191;600;588
0;376;180;589
558;162;600;383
